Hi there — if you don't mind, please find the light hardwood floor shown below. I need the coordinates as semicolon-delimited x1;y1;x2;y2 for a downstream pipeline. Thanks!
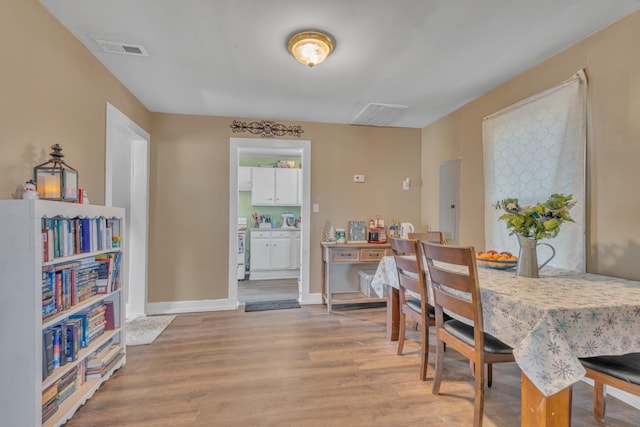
238;278;298;303
67;306;638;426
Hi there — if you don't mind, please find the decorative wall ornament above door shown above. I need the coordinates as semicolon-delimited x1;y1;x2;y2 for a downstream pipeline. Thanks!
230;120;304;138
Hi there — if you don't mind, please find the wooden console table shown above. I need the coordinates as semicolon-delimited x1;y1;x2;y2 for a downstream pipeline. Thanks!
321;242;391;312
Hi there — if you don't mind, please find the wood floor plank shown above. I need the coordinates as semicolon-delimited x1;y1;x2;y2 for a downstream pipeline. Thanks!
65;306;640;426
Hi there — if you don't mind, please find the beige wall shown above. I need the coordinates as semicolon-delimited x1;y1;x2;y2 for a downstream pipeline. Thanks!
8;0;639;305
2;1;421;306
422;10;640;281
0;0;150;202
149;114;422;302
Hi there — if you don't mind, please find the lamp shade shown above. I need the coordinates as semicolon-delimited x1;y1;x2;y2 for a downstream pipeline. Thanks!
287;31;334;67
34;144;78;201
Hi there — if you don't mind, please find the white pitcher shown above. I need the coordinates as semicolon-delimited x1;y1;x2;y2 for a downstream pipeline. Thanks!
400;222;414;238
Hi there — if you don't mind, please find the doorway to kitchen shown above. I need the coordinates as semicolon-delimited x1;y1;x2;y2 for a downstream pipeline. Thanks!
228;138;311;308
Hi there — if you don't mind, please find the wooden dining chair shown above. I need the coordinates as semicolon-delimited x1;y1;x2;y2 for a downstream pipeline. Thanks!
421;242;514;427
408;231;444;245
390;237;432;381
580;353;640;420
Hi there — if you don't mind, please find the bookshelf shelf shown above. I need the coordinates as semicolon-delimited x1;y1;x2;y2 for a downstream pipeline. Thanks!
0;200;127;427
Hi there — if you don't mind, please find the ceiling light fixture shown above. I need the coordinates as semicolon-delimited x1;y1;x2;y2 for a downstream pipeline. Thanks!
287;30;334;67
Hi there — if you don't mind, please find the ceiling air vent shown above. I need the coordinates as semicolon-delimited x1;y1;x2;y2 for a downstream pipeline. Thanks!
94;39;149;57
351;103;409;127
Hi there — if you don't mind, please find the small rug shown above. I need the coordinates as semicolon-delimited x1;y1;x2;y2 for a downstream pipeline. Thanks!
126;315;176;346
244;299;301;312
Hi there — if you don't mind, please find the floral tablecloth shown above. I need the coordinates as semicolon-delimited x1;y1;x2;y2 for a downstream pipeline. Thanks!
370;256;640;397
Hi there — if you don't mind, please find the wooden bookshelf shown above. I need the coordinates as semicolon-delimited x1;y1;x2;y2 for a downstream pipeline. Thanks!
0;200;126;427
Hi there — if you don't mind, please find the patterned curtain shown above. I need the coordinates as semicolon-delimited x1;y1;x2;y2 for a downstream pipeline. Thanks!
482;70;587;271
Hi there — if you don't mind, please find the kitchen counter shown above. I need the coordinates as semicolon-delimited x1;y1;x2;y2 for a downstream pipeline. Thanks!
249;228;301;280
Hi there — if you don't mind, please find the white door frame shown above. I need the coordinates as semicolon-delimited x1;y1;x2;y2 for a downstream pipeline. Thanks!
105;103;150;320
228;138;311;307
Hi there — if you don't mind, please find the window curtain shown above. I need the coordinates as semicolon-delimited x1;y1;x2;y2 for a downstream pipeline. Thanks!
482;70;587;272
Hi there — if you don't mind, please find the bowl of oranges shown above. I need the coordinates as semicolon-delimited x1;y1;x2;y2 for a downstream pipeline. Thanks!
475;250;518;270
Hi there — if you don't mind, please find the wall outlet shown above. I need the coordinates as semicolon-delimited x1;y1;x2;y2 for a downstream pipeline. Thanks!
354;174;365;183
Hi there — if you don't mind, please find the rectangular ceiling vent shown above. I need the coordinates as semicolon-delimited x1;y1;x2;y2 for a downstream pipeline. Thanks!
351;103;410;127
94;39;149;57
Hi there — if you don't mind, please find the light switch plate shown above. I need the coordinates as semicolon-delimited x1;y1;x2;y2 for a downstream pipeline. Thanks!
403;178;411;190
354;174;365;183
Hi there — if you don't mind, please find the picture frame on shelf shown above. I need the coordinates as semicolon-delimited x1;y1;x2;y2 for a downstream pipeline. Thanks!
348;220;367;243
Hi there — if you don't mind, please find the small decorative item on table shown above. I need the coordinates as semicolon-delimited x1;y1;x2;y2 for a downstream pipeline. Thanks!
322;220;336;244
347;220;367;243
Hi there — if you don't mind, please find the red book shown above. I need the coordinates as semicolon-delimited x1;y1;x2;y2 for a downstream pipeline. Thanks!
42;231;48;262
104;301;115;331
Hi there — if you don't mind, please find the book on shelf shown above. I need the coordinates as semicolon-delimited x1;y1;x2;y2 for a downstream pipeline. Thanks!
42;329;54;380
52;326;61;370
41;395;58;424
42;267;57;318
104;300;115;330
80;217;91;253
55;324;68;368
42;382;58;407
68;313;88;348
85;343;124;380
42;216;120;259
65;318;83;362
95;252;121;292
56;366;79;405
94;258;111;294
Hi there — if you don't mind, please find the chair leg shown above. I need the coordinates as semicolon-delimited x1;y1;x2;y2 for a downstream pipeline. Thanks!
397;312;406;356
469;362;492;388
473;359;485;427
419;319;428;381
432;338;445;395
593;381;606;421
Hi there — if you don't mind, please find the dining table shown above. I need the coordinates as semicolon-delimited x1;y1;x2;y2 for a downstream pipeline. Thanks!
370;255;640;426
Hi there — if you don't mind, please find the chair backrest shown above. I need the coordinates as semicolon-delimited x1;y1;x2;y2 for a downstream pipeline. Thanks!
420;242;484;335
408;231;444;245
390;238;427;302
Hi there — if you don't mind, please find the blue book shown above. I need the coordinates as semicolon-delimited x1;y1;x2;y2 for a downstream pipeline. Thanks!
81;218;91;253
69;313;88;348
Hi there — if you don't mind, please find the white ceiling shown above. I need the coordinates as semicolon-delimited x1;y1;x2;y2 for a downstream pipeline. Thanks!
40;0;640;129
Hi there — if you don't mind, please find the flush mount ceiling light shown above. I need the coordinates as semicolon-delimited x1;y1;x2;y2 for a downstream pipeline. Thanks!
287;30;334;67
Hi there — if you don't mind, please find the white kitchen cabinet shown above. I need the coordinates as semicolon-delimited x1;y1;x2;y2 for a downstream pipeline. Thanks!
270;234;291;270
250;232;271;270
250;168;275;204
249;230;300;280
251;168;300;206
274;168;298;205
238;167;252;191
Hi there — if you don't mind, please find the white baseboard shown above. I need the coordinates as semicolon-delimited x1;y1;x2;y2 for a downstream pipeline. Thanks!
147;293;325;315
300;292;323;305
147;298;238;315
248;269;299;280
581;378;640;410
